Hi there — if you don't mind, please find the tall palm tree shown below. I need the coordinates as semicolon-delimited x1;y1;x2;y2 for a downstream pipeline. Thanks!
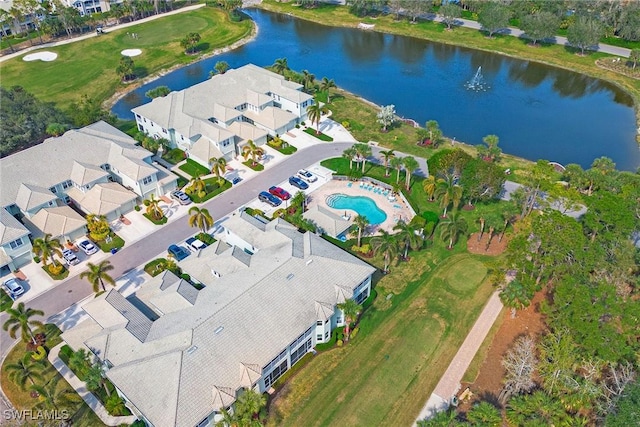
32;233;63;267
209;156;227;186
320;77;337;102
0;10;15;53
3;303;44;344
80;260;116;294
435;175;463;217
5;354;45;390
423;175;437;201
188;206;214;234
291;191;306;213
402;156;419;190
499;278;532;318
353;215;369;247
186;173;207;198
306;98;328;135
144;194;164;221
342;146;357;170
241;139;265;167
353;143;372;173
439;211;468;250
301;69;315;91
371;230;399;273
272;57;289;74
380;149;395;176
390;157;404;185
30;376;80;411
337;298;362;341
393;220;423;259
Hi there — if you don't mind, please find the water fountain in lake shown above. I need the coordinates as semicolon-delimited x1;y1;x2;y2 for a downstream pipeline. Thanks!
465;66;488;91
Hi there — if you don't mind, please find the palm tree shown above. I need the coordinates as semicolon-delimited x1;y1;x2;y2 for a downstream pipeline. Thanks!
272;57;289;74
337;298;362;341
241;139;265;167
291;191;306;213
390;157;404;184
466;401;502;426
371;230;399;273
423;175;437;201
499;278;531;318
393;220;423;259
186;173;207;198
353;143;372;174
235;388;267;422
68;348;91;376
143;194;164;221
499;206;518;242
80;260;116;294
425;120;442;146
306;98;328;135
478;134;502;162
214;60;230;75
435;175;463;217
301;69;315;91
477;216;486;242
402;156;419;190
320;77;337;102
342;146;357;170
32;233;63;267
3;303;44;344
439;211;468;250
85;363;111;396
5;354;45;390
0;10;15;53
31;377;81;412
380;149;395;176
188;206;214;234
353;215;369;247
86;214;111;241
209;156;227;186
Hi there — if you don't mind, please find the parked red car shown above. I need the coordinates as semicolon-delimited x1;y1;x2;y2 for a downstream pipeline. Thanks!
268;186;291;200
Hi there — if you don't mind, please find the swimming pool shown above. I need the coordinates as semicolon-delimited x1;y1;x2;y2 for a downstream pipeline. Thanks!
326;193;387;225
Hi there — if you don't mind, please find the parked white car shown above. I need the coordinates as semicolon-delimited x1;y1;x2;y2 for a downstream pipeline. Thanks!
62;249;80;266
297;169;317;183
78;239;98;255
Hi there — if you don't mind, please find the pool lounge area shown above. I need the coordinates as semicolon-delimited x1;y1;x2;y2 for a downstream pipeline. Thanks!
306;179;415;235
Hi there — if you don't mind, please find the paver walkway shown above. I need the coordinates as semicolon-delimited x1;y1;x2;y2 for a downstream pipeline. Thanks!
48;343;138;426
414;290;504;424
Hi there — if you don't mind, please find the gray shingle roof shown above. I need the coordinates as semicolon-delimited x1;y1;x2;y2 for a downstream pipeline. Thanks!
105;291;153;342
0;121;154;208
15;183;57;212
0;210;29;245
71;215;375;427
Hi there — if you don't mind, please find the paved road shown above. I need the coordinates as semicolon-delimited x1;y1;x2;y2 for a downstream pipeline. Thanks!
432;14;631;58
0;141;429;359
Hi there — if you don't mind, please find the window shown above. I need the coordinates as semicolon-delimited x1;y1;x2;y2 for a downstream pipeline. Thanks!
162;128;167;133
264;360;288;389
316;320;323;326
9;238;23;250
336;317;343;324
290;339;311;365
316;334;323;342
355;289;369;305
142;176;153;185
62;180;72;189
49;187;57;194
324;331;329;340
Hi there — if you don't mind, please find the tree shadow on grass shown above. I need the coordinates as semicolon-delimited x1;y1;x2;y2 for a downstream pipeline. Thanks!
134;66;148;79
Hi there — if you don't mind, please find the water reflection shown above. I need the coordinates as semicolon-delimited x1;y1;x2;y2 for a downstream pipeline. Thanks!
341;30;385;63
111;8;639;170
388;35;428;64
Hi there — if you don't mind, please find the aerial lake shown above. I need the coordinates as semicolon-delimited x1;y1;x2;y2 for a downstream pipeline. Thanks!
112;8;640;171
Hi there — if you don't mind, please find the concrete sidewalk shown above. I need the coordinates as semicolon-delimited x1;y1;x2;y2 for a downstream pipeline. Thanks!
414;291;504;424
48;343;138;426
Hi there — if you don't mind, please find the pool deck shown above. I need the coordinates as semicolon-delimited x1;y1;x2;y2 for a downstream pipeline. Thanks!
307;179;414;235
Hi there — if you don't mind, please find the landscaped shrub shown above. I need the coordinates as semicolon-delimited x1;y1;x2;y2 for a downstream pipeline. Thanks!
350;327;360;340
180;273;191;282
421;210;439;224
31;346;46;361
196;232;216;245
315;326;345;351
32;256;40;263
362;289;377;311
337;339;344;347
134;205;141;212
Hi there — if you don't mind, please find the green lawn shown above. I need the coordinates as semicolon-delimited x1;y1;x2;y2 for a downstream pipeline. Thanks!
267;253;494;426
303;127;333;141
94;232;125;253
143;212;168;225
179;158;211;177
0;7;253;112
162;148;187;165
189;178;232;203
243;160;265;171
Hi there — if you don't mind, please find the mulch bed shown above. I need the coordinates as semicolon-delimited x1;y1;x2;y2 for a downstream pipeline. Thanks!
466;232;507;256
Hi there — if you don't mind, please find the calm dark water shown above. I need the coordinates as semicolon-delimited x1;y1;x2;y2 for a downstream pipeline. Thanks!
113;9;640;171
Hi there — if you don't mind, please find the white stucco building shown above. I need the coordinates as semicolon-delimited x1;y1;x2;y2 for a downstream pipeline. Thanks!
62;212;375;426
132;64;314;168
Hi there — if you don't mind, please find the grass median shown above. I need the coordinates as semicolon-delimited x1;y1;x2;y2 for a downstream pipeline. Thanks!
0;6;253;112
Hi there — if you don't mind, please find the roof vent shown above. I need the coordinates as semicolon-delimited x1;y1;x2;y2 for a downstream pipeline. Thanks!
306;259;313;266
186;345;198;355
214;326;224;335
286;273;295;280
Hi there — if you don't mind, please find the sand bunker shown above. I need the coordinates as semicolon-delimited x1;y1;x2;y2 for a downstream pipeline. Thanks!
121;49;142;57
23;51;58;62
